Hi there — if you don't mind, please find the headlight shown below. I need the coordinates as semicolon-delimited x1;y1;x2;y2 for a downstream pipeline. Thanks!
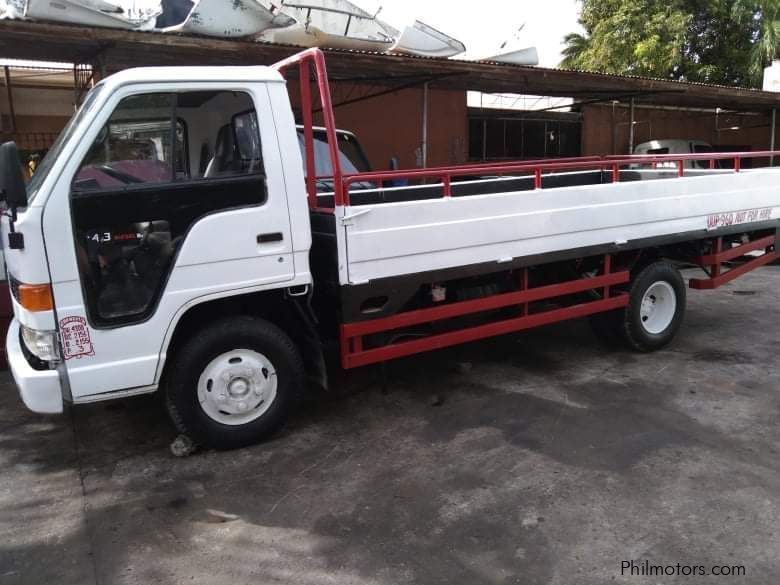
20;325;61;362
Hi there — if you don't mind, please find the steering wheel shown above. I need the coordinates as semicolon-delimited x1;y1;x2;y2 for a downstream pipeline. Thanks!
96;164;144;185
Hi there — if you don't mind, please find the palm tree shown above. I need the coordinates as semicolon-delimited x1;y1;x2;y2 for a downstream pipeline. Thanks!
735;0;780;84
560;32;590;69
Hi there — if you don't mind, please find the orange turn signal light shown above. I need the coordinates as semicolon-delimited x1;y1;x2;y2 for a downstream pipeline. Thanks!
18;283;54;312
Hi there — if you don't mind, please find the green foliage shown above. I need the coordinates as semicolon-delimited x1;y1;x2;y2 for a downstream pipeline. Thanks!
733;0;780;84
561;0;762;87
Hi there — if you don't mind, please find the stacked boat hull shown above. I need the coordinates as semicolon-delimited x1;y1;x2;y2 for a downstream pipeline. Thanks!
1;0;470;60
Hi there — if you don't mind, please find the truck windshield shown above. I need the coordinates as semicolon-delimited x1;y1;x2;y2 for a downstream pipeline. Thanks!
26;85;103;204
297;130;371;176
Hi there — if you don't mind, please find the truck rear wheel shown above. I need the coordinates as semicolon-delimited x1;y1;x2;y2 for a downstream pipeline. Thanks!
623;261;686;351
589;261;685;352
165;316;304;450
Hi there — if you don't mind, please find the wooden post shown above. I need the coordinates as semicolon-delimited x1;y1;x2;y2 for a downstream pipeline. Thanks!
4;66;16;134
771;108;776;166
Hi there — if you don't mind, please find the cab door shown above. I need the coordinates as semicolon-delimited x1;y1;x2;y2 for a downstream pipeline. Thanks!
42;82;295;400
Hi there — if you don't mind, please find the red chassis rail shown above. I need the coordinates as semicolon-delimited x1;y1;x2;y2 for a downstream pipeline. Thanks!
339;231;779;369
340;256;629;369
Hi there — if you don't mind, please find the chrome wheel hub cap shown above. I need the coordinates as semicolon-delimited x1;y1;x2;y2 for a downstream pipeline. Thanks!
197;349;277;425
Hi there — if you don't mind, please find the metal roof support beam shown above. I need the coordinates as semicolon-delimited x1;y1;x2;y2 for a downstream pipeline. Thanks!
769;108;777;167
3;66;15;134
523;90;682;115
421;81;428;167
313;73;456;112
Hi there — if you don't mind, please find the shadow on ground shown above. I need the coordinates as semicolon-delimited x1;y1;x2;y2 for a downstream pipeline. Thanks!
2;269;780;585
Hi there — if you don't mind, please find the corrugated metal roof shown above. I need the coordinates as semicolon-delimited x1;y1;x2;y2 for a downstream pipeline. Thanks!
0;19;777;110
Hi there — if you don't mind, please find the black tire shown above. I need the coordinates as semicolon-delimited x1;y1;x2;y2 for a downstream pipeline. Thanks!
165;316;304;450
622;261;686;352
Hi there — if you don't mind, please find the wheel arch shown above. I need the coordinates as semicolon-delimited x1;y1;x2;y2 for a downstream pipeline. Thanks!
156;288;327;390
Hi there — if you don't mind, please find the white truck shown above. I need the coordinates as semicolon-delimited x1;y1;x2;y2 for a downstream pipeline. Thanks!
1;49;778;449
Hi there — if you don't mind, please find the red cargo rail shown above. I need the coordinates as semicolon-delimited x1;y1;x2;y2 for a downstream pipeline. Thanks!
274;47;780;211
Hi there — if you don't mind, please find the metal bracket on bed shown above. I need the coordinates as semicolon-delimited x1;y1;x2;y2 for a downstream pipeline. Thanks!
689;234;777;290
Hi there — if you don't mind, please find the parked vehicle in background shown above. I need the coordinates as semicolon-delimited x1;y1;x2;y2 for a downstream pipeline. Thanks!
633;139;728;169
2;49;779;450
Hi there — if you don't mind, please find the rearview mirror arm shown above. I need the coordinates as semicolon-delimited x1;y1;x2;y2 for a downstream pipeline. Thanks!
1;202;23;250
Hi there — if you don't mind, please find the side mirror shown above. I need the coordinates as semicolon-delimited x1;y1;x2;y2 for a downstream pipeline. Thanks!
0;142;28;209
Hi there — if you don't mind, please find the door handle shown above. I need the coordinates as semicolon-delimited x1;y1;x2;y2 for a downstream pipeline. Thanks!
257;232;283;243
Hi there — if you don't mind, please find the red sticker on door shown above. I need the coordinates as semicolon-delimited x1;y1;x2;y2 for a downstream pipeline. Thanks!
60;316;95;360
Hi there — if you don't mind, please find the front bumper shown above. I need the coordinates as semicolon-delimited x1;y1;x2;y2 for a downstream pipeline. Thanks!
6;319;63;414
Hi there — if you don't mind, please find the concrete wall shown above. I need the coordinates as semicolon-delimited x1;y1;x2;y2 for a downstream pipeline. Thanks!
582;103;774;156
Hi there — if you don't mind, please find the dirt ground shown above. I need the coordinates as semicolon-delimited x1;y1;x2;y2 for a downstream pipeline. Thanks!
2;268;779;585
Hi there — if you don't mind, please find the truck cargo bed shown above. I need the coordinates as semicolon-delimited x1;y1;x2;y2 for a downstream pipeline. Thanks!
336;168;780;285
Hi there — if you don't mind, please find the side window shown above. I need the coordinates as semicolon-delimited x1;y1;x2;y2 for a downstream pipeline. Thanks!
74;94;186;191
70;90;267;327
231;110;263;175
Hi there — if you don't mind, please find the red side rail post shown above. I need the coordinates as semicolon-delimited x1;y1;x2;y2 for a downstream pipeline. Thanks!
274;48;345;207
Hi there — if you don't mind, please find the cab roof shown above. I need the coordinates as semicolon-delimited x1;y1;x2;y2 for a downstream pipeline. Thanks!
96;65;285;92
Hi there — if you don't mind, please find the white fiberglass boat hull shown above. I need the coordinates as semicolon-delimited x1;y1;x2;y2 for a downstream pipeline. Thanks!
0;0;26;19
161;0;294;37
338;169;780;285
390;20;465;58
483;46;539;66
25;0;158;28
263;23;392;50
259;0;393;51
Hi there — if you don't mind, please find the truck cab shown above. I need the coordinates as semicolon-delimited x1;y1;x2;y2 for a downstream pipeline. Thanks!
2;66;315;428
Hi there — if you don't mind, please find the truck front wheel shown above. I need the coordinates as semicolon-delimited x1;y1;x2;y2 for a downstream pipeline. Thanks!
165;316;304;450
